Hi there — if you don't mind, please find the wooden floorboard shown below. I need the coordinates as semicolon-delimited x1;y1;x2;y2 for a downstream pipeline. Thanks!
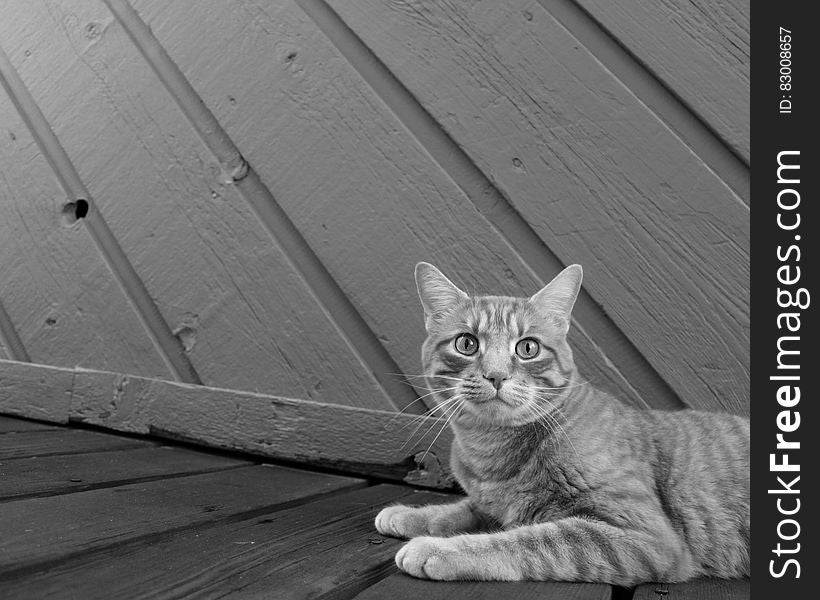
354;576;612;600
0;416;750;599
0;485;451;599
0;416;60;433
633;579;750;599
0;428;151;460
0;445;250;501
0;464;363;575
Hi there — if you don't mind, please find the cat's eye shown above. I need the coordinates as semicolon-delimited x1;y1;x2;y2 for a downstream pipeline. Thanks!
515;338;540;359
454;333;479;356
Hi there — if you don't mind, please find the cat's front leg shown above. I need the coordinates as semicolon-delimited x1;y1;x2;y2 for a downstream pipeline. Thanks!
396;535;524;580
395;517;693;584
375;498;486;539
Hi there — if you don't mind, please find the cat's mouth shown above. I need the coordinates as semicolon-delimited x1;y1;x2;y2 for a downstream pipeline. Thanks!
468;389;516;407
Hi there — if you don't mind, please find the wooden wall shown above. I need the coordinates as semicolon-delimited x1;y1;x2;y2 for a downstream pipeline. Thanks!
0;0;748;481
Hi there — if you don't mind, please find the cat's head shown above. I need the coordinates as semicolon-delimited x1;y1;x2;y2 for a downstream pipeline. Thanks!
415;262;582;427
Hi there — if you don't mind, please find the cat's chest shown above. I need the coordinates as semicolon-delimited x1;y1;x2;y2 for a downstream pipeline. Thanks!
468;479;530;525
455;452;589;527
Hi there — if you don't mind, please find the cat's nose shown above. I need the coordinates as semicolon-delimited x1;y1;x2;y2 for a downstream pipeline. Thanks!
483;372;507;391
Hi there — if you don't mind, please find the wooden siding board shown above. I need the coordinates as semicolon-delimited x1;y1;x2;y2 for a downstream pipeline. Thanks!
572;0;750;163
129;0;655;409
355;575;612;600
0;485;450;599
0;95;169;378
326;0;749;414
0;464;363;573
0;0;395;410
0;445;249;501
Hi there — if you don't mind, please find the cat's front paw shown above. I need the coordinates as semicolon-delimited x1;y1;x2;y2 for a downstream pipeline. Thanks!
375;505;431;539
395;536;460;580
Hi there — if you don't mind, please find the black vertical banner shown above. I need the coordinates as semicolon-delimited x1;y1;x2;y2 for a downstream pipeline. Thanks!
753;1;818;595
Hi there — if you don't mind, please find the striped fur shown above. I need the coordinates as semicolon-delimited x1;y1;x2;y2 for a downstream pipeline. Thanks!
376;263;750;585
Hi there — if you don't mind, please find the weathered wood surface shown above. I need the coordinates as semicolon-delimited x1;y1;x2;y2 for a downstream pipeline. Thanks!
572;0;750;162
0;0;395;411
0;484;448;599
354;576;612;600
0;360;455;488
0;464;362;574
129;0;662;410
0;429;148;460
0;445;248;501
0;86;168;377
327;0;749;415
0;359;73;422
633;579;750;599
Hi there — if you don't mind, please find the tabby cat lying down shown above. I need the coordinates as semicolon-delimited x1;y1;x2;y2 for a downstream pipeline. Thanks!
375;262;749;584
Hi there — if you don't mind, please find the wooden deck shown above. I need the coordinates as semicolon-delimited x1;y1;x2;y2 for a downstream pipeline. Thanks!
0;415;749;599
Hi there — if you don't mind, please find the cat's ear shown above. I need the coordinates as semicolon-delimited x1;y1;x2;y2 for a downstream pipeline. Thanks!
415;262;468;325
529;264;583;329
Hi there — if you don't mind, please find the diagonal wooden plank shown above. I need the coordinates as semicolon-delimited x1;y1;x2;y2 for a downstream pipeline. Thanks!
571;0;750;162
0;429;150;460
355;574;612;600
633;579;749;600
0;445;250;501
0;91;170;379
0;416;59;433
0;464;363;574
0;485;452;599
129;0;655;410
0;0;397;411
325;0;749;415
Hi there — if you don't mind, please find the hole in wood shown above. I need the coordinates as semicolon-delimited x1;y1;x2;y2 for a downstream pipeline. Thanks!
62;199;89;225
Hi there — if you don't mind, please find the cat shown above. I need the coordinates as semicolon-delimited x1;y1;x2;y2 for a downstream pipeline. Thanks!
375;262;750;585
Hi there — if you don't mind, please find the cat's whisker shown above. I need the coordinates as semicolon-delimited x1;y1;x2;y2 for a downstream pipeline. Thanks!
530;395;581;464
420;398;464;462
407;395;465;448
386;372;466;382
400;394;464;442
525;404;557;438
390;375;464;391
387;386;462;425
396;402;453;433
400;410;449;451
529;380;590;391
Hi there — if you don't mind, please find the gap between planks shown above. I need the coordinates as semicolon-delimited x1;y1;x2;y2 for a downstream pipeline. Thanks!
101;0;423;415
0;299;30;363
293;0;683;412
0;445;253;503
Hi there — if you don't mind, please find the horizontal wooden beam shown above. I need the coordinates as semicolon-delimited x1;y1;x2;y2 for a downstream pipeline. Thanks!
0;360;454;488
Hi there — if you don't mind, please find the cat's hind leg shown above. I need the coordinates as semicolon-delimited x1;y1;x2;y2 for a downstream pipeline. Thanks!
375;498;488;539
395;516;695;585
